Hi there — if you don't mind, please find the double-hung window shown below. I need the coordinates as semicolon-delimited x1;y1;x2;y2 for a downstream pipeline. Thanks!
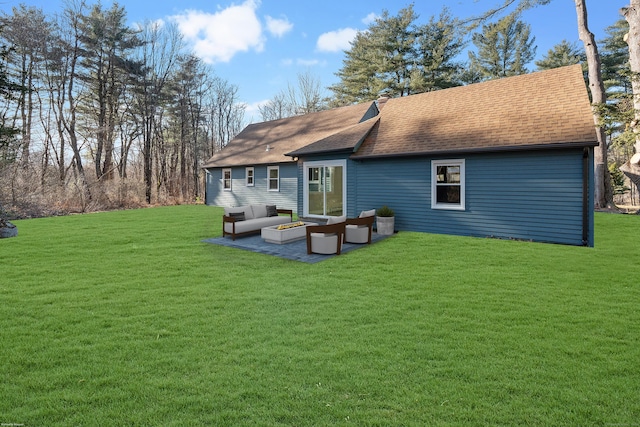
431;159;465;210
246;167;254;186
222;168;232;191
267;166;279;191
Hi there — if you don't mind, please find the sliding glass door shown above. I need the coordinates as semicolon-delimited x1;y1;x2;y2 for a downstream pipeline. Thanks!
304;160;346;217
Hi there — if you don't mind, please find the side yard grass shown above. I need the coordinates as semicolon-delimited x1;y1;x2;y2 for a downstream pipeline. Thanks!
1;205;638;426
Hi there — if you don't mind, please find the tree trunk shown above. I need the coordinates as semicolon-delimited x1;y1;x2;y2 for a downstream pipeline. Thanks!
575;0;614;208
66;6;92;205
620;1;640;195
144;117;153;204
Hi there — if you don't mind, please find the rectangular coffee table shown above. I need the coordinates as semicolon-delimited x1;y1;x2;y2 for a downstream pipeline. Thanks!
261;222;317;244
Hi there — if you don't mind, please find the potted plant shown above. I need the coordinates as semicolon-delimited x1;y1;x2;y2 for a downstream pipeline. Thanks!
376;205;395;235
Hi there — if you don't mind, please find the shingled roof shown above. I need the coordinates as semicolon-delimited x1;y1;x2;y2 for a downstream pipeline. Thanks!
286;116;380;157
203;65;597;168
202;101;377;168
352;64;598;159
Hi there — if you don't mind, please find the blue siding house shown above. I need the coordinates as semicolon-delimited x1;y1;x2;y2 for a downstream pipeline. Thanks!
203;101;379;211
205;65;598;246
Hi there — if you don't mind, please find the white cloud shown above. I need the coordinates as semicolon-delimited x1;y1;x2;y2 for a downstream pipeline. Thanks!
297;59;323;67
171;0;264;64
316;28;358;52
266;15;293;38
132;18;165;32
244;99;270;122
362;12;378;25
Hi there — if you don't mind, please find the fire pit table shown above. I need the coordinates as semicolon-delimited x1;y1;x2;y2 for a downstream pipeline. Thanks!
261;221;317;244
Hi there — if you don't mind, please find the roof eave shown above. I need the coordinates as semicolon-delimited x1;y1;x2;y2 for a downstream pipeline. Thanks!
286;117;380;158
203;158;297;169
350;141;599;160
285;148;354;158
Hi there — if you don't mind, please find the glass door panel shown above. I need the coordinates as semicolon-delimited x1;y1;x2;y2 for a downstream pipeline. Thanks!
308;167;324;215
325;166;343;216
305;163;344;217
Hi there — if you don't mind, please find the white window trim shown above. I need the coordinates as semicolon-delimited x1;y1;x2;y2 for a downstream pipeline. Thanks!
431;159;465;211
222;168;232;191
245;167;254;187
267;166;280;192
302;159;347;218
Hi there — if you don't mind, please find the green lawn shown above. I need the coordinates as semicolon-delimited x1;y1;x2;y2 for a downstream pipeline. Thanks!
1;205;638;426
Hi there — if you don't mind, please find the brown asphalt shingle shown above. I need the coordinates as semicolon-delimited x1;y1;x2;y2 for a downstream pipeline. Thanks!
286;116;379;157
202;102;375;168
203;65;597;168
353;64;598;158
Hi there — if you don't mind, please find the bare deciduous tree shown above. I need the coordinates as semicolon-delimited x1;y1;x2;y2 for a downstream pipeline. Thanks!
575;0;613;208
260;71;325;121
0;5;49;167
133;20;182;204
620;1;640;195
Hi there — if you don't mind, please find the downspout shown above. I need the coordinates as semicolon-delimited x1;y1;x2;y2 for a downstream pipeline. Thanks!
582;147;589;246
204;169;210;205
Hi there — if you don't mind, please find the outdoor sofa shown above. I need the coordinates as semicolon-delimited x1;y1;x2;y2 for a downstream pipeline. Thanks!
223;204;293;240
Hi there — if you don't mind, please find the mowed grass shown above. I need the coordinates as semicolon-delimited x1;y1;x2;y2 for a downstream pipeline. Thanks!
1;205;639;426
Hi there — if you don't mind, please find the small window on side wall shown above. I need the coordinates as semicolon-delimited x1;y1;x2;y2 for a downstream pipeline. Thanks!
222;168;232;191
246;167;254;186
267;166;279;192
431;159;465;210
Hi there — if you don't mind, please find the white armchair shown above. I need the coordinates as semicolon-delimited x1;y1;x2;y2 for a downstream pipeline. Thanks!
345;215;374;244
345;209;376;244
306;219;346;255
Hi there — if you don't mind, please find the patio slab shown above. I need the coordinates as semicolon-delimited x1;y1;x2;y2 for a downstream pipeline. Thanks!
203;232;390;263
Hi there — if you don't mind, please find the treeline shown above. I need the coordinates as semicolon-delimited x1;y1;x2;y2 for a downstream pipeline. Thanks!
261;5;637;207
0;2;245;216
0;2;637;217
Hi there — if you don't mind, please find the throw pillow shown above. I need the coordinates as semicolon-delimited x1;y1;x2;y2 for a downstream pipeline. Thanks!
228;212;245;221
266;205;278;217
224;206;246;216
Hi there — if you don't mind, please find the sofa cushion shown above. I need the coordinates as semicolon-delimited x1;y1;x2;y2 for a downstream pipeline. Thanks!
224;215;291;235
266;205;278;217
224;206;244;216
249;216;290;229
243;206;255;220
251;204;268;219
225;205;253;220
359;209;376;218
326;215;346;225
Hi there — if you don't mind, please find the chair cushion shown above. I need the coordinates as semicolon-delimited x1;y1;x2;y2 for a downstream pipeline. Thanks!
311;232;337;238
345;225;369;243
359;209;376;218
326;215;346;225
310;233;340;254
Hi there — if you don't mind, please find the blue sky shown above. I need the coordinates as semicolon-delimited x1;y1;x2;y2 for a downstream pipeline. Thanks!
1;0;629;122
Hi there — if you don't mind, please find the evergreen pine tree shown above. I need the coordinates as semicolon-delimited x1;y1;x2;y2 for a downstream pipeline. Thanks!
469;13;536;80
535;40;585;70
